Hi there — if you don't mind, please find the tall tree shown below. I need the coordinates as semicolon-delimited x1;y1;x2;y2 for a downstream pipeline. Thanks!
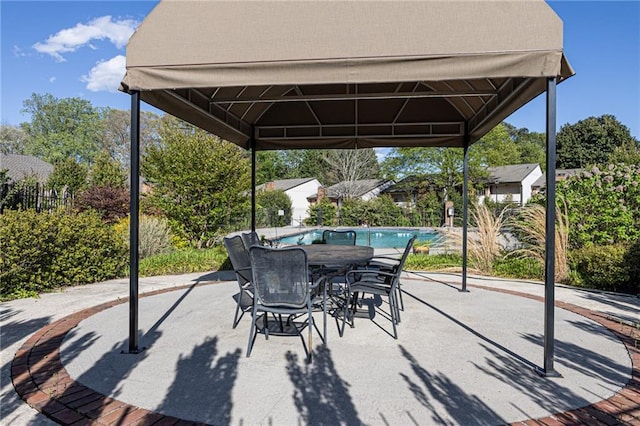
503;122;546;169
47;158;88;195
556;114;636;169
255;151;290;184
0;123;27;155
323;148;380;194
88;151;127;189
470;123;521;167
101;108;162;167
142;117;250;248
20;93;104;164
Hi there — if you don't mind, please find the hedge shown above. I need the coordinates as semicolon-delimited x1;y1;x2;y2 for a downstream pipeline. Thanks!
0;209;127;300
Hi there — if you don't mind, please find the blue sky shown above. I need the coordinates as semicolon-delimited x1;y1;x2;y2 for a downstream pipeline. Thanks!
1;1;639;139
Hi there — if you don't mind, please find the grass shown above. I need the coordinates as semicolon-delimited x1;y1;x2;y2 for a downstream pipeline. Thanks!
138;246;230;277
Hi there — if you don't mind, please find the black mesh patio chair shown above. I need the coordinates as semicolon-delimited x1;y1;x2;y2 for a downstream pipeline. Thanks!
223;235;254;329
241;230;274;249
247;246;322;363
341;237;414;339
364;235;416;313
241;231;261;250
322;230;356;245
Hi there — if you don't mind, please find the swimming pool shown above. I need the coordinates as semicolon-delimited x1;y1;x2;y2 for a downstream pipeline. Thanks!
274;228;443;249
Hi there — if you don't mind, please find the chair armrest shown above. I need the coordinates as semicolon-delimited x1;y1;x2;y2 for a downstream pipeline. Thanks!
235;266;252;282
345;269;395;284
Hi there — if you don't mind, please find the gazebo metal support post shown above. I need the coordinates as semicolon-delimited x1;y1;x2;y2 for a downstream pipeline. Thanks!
461;123;470;292
539;77;560;377
128;90;141;354
250;133;256;232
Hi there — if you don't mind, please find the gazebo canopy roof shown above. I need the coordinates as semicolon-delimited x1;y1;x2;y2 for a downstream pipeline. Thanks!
120;0;573;150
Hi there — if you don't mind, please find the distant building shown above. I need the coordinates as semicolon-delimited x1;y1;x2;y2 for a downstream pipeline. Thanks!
308;179;394;206
257;178;322;226
0;154;53;184
531;168;583;195
381;175;440;208
478;163;543;206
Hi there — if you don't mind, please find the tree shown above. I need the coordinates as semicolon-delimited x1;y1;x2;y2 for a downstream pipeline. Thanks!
101;108;162;168
47;158;88;195
608;138;640;166
470;123;521;167
255;151;290;184
556;115;636;169
20;93;104;164
0;123;27;155
88;151;127;189
502;122;546;169
256;189;292;227
323;148;379;188
142;117;251;248
382;147;485;196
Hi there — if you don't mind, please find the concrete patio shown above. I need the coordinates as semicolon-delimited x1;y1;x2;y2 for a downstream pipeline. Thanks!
2;265;639;425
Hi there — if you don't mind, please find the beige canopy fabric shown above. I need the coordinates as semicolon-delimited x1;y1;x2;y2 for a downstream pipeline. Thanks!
120;0;574;150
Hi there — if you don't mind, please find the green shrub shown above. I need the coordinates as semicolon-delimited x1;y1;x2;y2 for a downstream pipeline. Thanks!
493;256;544;280
0;209;127;300
115;215;173;259
138;246;228;277
624;239;640;295
405;253;462;271
569;244;634;294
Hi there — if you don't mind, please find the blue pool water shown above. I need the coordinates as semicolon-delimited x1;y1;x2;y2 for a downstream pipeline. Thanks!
275;228;442;249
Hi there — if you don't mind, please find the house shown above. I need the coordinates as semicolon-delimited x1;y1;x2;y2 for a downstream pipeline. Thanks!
531;168;583;194
381;175;440;208
308;179;394;207
256;178;322;226
478;163;543;206
0;154;53;184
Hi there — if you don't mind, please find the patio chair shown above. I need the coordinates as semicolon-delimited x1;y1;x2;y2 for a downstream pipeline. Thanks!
241;230;274;249
223;235;254;329
322;230;356;245
247;246;321;362
364;235;417;313
241;231;261;250
341;237;414;339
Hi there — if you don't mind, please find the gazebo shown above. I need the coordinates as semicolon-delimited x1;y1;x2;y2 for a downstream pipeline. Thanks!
120;0;574;375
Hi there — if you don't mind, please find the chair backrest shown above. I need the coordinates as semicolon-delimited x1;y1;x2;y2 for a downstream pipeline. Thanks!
249;246;310;308
397;235;417;272
322;230;356;245
241;231;261;250
223;235;251;284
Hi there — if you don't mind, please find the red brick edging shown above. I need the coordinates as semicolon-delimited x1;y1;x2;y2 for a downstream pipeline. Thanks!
11;283;640;425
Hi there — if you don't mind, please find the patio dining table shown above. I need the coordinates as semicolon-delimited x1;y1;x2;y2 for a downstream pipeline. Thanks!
297;244;374;342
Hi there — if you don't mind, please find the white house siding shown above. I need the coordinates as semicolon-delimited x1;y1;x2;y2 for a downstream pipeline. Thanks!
520;168;542;205
286;179;322;226
478;164;543;206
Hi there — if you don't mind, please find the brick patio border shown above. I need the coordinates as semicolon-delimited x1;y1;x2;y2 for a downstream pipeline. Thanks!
11;282;640;425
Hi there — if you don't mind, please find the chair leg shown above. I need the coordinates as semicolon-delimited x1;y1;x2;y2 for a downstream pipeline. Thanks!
232;298;243;329
246;309;258;357
307;305;313;363
340;291;353;337
397;279;405;311
389;291;398;339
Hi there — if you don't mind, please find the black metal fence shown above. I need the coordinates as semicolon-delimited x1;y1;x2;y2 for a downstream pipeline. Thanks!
1;182;73;213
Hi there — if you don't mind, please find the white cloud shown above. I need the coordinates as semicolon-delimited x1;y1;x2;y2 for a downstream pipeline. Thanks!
33;16;137;62
49;76;56;83
81;55;126;92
